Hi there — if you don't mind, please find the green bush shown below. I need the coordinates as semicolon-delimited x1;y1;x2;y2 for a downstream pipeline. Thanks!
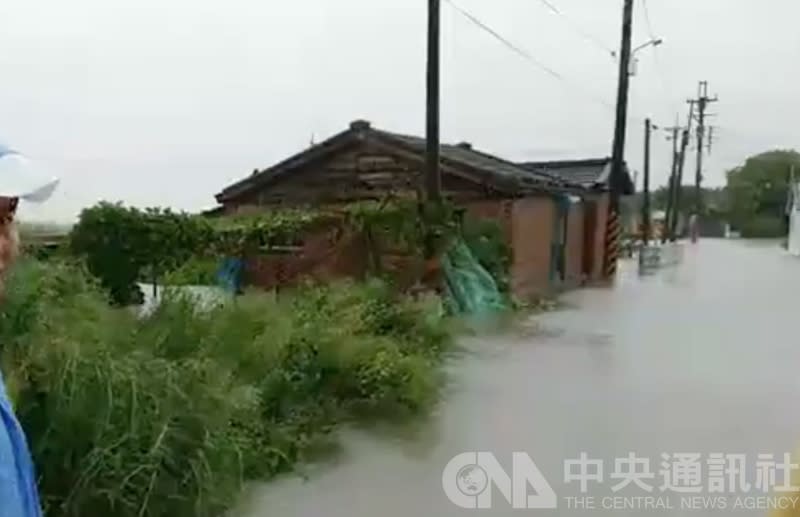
0;261;452;517
738;216;785;238
68;203;334;305
162;257;220;286
69;203;213;305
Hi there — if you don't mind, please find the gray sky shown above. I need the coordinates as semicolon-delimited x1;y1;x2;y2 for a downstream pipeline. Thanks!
1;0;798;222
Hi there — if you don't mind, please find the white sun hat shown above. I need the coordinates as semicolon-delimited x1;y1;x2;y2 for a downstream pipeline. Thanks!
0;144;60;203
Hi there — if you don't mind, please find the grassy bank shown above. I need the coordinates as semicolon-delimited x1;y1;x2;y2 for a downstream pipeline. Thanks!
0;260;453;517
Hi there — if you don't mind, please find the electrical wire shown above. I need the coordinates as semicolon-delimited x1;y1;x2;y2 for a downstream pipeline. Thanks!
641;0;657;39
446;0;562;79
445;0;616;112
641;0;675;118
532;0;617;59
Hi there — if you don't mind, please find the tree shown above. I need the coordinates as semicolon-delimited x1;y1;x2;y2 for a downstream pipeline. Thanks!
69;203;213;305
726;150;800;237
627;185;727;217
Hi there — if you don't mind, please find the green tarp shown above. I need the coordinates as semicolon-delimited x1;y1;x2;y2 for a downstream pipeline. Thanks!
442;239;506;314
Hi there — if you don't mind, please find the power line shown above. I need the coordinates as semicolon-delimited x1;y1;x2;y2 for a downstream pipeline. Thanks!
446;0;561;79
641;0;657;39
531;0;616;58
640;0;675;118
445;0;615;111
534;0;560;15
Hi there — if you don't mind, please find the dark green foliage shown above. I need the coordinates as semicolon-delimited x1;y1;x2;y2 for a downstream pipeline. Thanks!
211;210;328;255
69;200;488;303
737;216;786;238
0;261;452;517
162;257;219;286
69;203;213;304
68;203;329;304
345;200;459;261
726;149;800;236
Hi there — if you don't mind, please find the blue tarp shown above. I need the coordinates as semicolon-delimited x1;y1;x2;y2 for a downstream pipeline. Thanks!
216;257;243;293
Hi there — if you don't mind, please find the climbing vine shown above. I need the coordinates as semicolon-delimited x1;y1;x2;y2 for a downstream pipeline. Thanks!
68;200;507;304
69;203;329;304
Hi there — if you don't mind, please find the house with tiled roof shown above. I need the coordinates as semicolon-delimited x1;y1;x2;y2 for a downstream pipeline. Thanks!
215;120;621;296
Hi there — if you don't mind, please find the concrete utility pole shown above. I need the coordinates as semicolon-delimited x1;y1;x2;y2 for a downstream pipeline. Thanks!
609;0;634;211
425;0;442;202
604;0;634;279
642;118;653;245
690;81;718;214
666;100;697;240
662;118;681;243
670;128;691;239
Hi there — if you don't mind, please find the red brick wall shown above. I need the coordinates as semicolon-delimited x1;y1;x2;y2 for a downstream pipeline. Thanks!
244;228;369;290
509;196;555;299
462;199;513;240
237;194;597;296
564;201;585;287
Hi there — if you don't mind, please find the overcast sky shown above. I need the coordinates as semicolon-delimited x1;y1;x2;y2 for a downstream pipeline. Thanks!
1;0;798;222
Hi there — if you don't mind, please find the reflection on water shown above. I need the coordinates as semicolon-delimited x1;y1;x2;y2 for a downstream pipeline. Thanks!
238;240;800;516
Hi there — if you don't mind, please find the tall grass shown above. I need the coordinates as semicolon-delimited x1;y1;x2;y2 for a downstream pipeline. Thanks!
0;260;452;517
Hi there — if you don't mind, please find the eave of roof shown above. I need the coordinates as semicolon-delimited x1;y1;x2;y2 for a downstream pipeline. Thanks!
518;158;635;195
216;121;589;203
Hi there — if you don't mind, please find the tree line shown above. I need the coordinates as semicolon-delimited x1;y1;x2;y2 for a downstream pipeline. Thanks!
630;149;800;238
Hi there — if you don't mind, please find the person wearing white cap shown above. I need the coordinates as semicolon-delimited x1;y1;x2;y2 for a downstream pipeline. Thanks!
0;144;59;517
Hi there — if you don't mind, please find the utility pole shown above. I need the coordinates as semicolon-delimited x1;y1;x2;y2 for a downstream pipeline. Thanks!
604;0;634;279
642;118;652;246
662;118;681;243
425;0;442;202
609;0;634;211
667;100;696;240
691;81;718;214
670;128;691;239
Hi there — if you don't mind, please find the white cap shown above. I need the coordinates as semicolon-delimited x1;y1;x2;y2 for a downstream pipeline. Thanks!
0;145;60;203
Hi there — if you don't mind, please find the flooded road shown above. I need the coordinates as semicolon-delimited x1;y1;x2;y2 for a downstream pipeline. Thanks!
240;240;800;516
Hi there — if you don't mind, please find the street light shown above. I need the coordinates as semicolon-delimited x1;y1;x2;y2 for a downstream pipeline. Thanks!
633;38;663;55
629;38;663;76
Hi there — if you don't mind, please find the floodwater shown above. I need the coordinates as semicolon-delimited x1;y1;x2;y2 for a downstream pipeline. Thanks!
239;240;800;516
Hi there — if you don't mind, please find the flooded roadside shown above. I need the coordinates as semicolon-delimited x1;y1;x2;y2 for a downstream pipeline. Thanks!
240;240;800;516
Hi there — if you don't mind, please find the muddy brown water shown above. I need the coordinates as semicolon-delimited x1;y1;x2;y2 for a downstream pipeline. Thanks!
238;240;800;516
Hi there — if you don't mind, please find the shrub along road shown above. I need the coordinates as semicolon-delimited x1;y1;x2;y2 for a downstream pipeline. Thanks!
0;260;453;517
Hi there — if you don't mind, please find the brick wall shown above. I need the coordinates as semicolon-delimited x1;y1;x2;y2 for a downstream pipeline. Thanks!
462;199;513;239
237;194;596;296
564;201;585;287
509;196;555;299
244;228;369;290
